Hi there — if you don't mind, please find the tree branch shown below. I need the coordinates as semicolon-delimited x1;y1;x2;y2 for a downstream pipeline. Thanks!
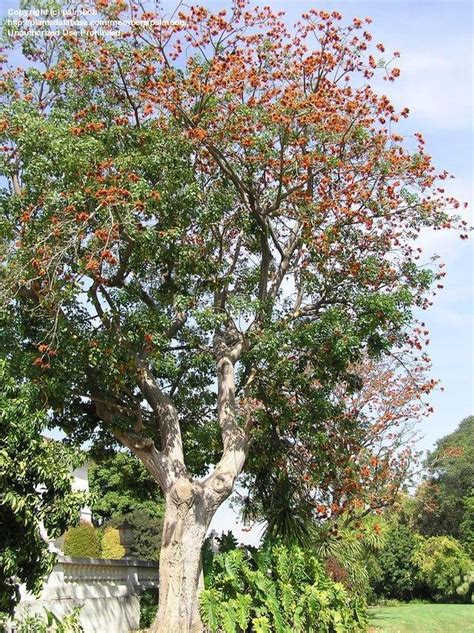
92;394;175;492
112;429;174;492
204;328;249;506
136;358;187;478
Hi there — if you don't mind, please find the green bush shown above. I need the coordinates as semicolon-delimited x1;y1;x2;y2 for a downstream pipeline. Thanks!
413;535;473;602
100;527;125;559
371;524;422;601
89;452;164;524
139;589;159;629
202;530;239;579
63;523;100;558
313;515;387;599
200;544;367;632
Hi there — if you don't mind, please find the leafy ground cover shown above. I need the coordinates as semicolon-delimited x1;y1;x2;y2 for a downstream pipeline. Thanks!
369;603;474;632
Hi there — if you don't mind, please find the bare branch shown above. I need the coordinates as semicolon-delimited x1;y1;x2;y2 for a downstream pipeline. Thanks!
92;394;175;492
112;428;175;492
136;358;187;477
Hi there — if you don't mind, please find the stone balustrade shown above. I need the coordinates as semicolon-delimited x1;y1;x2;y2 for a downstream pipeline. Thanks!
14;556;159;633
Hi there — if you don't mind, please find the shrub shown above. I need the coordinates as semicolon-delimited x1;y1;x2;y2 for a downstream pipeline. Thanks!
313;515;387;599
202;530;239;579
413;535;473;602
139;589;159;629
371;523;422;601
200;544;367;632
63;523;100;558
100;527;125;559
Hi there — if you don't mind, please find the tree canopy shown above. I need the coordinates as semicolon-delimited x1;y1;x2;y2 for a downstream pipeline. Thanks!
414;416;474;540
0;0;460;491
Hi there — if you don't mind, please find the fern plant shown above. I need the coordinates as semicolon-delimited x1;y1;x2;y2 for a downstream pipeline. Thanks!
200;544;367;632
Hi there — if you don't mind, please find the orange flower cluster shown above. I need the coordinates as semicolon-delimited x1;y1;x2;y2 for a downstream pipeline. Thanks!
71;121;105;136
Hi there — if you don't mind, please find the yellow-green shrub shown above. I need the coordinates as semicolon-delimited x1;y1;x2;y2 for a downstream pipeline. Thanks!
63;522;101;558
413;535;473;602
101;527;125;559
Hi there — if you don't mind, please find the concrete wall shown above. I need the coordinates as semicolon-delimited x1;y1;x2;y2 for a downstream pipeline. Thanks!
15;556;159;633
71;463;93;524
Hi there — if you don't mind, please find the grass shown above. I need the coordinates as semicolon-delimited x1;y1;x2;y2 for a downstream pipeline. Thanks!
369;603;474;632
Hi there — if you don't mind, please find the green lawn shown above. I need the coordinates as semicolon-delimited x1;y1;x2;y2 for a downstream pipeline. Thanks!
369;603;474;632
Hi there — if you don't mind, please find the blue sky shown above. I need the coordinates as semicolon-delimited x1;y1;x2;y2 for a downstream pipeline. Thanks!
1;0;472;541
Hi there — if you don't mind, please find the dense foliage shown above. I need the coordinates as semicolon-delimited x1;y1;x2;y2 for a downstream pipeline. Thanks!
200;544;367;632
413;536;473;603
371;523;421;601
0;359;85;616
368;499;474;605
460;496;474;558
313;515;387;599
63;523;101;558
89;451;164;524
100;527;125;559
108;510;163;561
414;417;474;540
139;589;160;630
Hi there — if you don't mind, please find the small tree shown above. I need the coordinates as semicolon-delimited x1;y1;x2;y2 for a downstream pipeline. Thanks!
0;2;467;629
241;350;434;542
413;536;473;603
372;523;421;601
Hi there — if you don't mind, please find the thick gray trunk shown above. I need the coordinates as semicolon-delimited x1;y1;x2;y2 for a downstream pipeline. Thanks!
149;480;214;633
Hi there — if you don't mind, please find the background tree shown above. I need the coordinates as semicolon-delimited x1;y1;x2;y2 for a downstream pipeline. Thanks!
89;451;165;561
0;359;85;616
460;496;474;557
241;349;434;544
412;535;473;603
89;451;164;524
371;522;422;601
413;416;473;540
0;1;466;630
107;510;163;561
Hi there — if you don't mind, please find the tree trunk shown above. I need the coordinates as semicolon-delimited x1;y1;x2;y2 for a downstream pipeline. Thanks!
149;479;216;633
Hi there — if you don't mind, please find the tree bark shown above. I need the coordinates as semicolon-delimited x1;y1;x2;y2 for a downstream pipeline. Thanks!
149;479;222;633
